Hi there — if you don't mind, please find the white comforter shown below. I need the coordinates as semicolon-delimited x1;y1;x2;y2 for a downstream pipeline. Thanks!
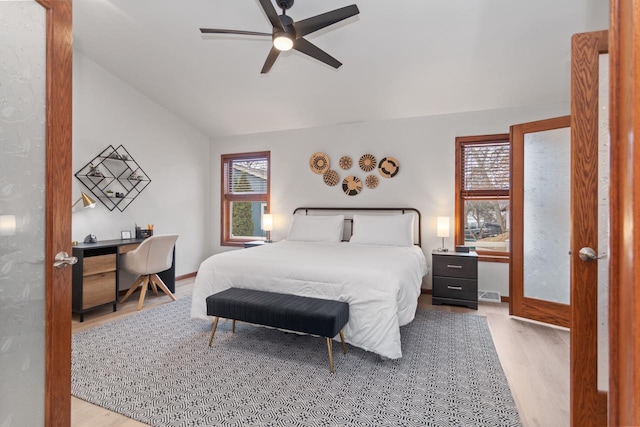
191;240;428;359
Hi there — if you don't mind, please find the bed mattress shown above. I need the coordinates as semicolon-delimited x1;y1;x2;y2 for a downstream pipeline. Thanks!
190;240;428;359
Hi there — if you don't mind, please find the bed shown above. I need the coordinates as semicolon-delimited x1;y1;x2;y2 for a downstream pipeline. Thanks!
190;207;428;359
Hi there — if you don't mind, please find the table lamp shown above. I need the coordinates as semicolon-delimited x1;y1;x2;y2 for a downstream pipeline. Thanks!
437;216;449;252
262;213;273;243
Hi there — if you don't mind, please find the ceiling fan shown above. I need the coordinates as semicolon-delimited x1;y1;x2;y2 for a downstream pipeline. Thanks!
200;0;359;74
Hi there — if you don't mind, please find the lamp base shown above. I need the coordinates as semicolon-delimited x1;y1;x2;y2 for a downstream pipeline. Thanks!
437;237;448;252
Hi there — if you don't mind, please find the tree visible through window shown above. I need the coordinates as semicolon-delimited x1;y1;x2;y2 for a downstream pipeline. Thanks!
221;152;270;246
455;134;510;261
231;172;254;237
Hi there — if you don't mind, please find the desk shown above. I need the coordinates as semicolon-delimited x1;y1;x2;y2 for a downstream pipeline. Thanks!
72;238;176;321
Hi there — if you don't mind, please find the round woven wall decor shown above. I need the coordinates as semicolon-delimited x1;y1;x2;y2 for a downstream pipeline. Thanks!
365;174;379;189
342;176;362;196
359;154;377;172
339;156;353;170
378;156;400;178
309;152;330;174
323;169;340;186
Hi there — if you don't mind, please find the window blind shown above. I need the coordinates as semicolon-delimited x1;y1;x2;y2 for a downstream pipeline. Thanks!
225;158;268;194
461;142;510;194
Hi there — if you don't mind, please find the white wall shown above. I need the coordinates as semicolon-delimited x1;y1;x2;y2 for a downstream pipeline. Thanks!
210;103;570;296
73;52;210;280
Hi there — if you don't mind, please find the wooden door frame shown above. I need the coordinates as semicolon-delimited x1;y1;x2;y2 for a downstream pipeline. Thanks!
570;29;608;427
509;116;572;328
39;0;73;425
608;0;640;424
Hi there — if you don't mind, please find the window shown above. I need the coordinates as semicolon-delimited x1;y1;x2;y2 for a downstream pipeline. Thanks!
221;151;270;246
455;134;510;262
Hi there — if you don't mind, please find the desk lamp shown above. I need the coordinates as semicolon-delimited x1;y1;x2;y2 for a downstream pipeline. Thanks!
73;192;96;209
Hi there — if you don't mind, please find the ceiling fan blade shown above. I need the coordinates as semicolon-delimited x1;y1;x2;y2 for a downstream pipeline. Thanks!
261;46;281;74
293;38;342;69
200;28;272;36
292;5;359;38
258;0;284;31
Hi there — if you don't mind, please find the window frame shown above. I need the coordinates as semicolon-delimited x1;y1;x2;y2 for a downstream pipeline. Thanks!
454;134;510;262
220;151;270;247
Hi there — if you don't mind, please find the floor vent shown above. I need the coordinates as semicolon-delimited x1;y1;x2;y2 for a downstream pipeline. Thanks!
478;290;501;303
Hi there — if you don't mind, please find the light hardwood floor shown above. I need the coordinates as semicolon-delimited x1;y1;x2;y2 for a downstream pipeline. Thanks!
71;278;569;427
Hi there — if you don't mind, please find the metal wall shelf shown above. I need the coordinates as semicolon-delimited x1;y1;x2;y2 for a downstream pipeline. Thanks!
75;145;151;212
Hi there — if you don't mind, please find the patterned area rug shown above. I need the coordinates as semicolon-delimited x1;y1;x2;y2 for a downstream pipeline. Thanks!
72;298;521;427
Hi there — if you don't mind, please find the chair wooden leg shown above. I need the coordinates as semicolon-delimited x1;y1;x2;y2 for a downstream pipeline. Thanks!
149;278;158;295
326;337;334;374
119;275;144;304
208;317;219;347
150;274;176;301
232;319;236;333
137;276;149;310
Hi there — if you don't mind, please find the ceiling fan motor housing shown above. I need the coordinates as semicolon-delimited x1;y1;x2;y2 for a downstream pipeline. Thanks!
278;15;294;27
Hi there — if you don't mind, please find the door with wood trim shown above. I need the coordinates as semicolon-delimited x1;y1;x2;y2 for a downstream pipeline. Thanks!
0;1;73;425
510;116;572;328
570;29;608;427
608;0;640;423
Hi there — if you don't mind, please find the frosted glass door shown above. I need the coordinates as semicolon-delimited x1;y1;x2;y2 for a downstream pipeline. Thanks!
510;115;571;328
597;53;609;392
0;2;47;425
523;128;571;303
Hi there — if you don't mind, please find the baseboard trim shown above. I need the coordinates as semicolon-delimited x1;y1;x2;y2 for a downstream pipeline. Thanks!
176;272;197;281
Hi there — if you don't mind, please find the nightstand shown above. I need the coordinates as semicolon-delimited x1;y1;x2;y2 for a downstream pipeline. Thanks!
432;250;478;309
244;240;270;248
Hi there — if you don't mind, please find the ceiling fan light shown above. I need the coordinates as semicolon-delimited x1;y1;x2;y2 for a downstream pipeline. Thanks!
273;34;293;51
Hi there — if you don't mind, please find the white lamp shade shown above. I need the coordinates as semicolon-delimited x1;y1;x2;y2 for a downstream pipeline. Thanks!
0;215;17;236
262;213;273;231
436;216;450;238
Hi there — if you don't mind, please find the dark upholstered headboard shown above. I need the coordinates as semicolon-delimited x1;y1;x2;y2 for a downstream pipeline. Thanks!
292;207;422;247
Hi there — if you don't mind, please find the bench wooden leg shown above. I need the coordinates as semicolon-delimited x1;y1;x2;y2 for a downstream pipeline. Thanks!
339;330;347;354
326;337;334;374
232;319;236;333
208;317;220;347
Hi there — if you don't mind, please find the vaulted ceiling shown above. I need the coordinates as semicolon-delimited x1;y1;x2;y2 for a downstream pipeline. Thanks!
73;0;608;138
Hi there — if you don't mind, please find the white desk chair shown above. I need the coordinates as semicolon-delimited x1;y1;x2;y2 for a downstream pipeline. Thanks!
119;234;178;310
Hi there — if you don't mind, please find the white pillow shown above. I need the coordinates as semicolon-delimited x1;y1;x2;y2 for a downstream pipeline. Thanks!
349;214;415;246
287;215;344;242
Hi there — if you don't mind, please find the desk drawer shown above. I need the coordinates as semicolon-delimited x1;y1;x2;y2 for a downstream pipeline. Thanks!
83;272;116;308
119;243;139;254
433;256;477;279
83;254;116;276
433;277;477;301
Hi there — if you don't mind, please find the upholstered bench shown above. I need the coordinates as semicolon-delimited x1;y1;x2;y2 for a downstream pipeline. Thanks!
206;288;349;373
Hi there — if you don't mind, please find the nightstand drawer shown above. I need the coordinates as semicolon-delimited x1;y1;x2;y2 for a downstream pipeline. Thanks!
433;277;477;301
433;255;477;279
